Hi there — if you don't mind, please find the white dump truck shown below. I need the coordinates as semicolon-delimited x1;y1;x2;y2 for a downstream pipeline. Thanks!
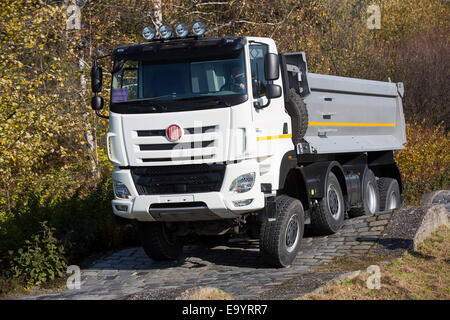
90;22;406;267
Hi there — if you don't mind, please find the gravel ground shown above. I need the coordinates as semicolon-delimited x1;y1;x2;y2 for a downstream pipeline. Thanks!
126;287;188;300
258;271;344;300
371;205;429;255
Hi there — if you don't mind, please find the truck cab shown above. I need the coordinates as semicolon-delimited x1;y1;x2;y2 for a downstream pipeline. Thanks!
108;36;287;220
90;28;406;267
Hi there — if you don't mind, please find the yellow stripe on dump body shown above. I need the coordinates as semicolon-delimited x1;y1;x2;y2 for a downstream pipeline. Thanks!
256;121;395;141
256;134;292;141
308;122;395;127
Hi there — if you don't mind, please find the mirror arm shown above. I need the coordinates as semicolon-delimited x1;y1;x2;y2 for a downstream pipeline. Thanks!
93;54;110;64
95;109;109;119
254;98;271;110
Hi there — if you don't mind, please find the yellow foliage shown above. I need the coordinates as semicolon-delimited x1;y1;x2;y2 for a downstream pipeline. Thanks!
395;122;449;204
0;0;448;211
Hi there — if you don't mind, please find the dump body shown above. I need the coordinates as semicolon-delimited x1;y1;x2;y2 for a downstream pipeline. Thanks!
302;73;406;154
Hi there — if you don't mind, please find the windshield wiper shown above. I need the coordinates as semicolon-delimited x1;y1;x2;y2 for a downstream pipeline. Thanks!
142;94;177;101
176;96;231;107
117;100;168;112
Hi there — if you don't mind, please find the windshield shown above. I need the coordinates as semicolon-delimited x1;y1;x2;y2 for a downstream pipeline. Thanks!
111;49;247;111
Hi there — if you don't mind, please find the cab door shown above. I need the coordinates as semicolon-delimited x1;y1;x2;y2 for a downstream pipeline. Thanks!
248;42;294;189
279;52;310;99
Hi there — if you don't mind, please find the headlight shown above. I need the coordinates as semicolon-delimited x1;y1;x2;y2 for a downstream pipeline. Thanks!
175;22;189;38
192;20;206;36
159;24;173;39
113;181;131;199
229;172;256;193
142;26;156;41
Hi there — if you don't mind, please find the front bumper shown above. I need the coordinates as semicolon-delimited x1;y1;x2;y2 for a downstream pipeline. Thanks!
111;159;265;221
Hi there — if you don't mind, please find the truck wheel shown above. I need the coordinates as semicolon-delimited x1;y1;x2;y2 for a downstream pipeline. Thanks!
260;195;304;268
137;221;183;260
377;177;401;211
310;172;345;235
349;169;380;217
287;88;309;144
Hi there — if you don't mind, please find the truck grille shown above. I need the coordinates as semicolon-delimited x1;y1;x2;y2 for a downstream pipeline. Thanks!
137;125;216;137
133;125;219;164
130;164;226;195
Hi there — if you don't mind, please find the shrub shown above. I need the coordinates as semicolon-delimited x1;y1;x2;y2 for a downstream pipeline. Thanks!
395;122;449;205
0;175;139;286
8;221;67;289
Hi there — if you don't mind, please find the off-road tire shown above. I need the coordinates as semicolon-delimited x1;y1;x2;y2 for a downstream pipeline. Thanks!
310;172;345;235
260;195;305;268
137;221;183;260
377;177;401;211
348;169;380;217
287;88;309;144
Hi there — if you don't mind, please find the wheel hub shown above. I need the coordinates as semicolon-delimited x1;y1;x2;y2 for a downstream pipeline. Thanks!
366;182;377;214
327;185;341;219
285;215;300;252
388;191;398;210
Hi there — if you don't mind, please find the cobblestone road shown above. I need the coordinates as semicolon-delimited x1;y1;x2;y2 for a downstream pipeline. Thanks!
25;212;393;300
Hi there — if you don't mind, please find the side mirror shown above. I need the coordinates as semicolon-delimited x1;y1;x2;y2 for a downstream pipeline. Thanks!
91;65;103;93
91;95;104;111
264;53;280;81
266;84;282;99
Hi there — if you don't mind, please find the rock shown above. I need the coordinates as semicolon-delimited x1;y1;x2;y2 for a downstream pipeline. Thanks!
413;205;448;250
420;190;450;212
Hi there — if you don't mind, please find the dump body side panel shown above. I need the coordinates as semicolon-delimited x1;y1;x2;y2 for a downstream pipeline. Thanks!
302;73;406;154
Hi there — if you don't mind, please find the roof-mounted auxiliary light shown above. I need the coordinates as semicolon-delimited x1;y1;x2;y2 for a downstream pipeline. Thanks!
175;22;189;38
142;26;156;41
142;21;206;40
158;24;173;39
192;20;206;36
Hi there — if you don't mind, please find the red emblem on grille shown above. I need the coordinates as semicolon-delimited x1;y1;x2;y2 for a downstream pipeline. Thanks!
166;124;182;142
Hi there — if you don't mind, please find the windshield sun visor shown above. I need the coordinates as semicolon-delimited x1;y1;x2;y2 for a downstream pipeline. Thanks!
112;37;247;63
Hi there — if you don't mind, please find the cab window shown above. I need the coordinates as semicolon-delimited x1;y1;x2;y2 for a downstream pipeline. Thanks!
249;44;269;98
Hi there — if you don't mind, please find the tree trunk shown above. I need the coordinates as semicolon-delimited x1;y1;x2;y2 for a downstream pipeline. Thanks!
152;0;162;26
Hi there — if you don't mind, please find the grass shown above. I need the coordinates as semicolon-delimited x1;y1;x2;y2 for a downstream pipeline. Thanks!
177;287;234;300
300;224;450;300
0;275;69;299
